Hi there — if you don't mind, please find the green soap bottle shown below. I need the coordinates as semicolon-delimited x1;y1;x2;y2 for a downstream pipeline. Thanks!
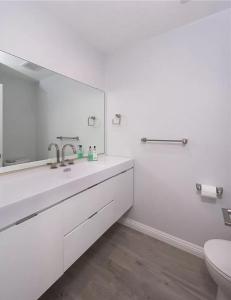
88;146;93;161
93;146;98;161
77;145;84;159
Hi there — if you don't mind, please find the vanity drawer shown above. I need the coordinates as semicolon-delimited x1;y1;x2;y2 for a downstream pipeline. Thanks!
64;200;115;271
62;178;115;235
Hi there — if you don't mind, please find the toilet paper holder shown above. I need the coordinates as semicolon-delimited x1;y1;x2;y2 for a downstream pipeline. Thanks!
196;183;223;197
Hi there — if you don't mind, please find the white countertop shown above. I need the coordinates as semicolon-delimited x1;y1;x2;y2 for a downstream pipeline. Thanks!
0;155;134;231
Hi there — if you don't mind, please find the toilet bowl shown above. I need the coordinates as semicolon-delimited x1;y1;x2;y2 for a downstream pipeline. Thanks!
204;239;231;300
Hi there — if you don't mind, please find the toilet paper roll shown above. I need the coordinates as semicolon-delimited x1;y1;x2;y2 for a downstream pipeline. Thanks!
201;185;217;199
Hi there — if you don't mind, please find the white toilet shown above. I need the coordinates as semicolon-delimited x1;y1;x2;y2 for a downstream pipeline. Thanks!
204;239;231;300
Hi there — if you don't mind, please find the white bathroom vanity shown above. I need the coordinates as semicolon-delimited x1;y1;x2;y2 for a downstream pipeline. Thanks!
0;156;134;300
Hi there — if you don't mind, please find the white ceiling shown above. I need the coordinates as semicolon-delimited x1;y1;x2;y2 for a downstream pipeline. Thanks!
39;1;231;54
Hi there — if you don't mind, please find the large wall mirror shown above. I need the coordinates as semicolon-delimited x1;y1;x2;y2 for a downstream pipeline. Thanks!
0;50;105;172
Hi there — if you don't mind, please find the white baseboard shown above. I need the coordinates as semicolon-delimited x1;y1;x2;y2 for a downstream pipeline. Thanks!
119;217;204;259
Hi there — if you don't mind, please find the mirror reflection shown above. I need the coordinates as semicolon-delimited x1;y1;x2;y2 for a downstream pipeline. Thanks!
0;50;105;168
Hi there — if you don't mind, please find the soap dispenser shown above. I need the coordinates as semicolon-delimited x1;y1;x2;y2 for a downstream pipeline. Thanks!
77;145;84;159
88;146;93;161
93;146;98;161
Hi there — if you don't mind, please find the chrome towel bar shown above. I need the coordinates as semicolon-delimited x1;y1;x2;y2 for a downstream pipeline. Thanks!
141;137;188;145
57;136;79;141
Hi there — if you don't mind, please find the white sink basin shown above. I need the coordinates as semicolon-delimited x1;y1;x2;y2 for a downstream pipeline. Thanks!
0;155;134;231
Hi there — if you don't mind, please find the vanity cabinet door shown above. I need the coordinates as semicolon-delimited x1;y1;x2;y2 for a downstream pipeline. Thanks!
63;168;134;271
64;200;115;271
113;168;134;221
62;176;115;235
0;205;63;300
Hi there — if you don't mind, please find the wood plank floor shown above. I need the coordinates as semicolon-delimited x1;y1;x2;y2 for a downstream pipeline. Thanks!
39;223;217;300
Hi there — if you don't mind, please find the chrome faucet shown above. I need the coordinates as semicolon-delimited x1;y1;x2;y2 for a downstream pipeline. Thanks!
48;143;60;168
60;144;77;166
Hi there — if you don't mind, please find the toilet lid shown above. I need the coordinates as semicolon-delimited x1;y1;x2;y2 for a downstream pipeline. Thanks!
204;239;231;278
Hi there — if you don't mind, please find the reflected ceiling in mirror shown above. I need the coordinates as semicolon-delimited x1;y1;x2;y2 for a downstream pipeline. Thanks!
0;50;105;171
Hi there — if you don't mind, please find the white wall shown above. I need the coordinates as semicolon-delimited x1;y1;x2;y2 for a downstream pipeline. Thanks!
0;2;104;89
0;64;38;163
106;10;231;246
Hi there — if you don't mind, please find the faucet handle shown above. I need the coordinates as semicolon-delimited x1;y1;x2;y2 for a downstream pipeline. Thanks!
50;162;58;169
60;161;67;167
67;159;75;165
48;143;60;164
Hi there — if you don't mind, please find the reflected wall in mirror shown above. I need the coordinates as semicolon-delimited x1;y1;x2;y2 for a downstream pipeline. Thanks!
0;50;105;169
